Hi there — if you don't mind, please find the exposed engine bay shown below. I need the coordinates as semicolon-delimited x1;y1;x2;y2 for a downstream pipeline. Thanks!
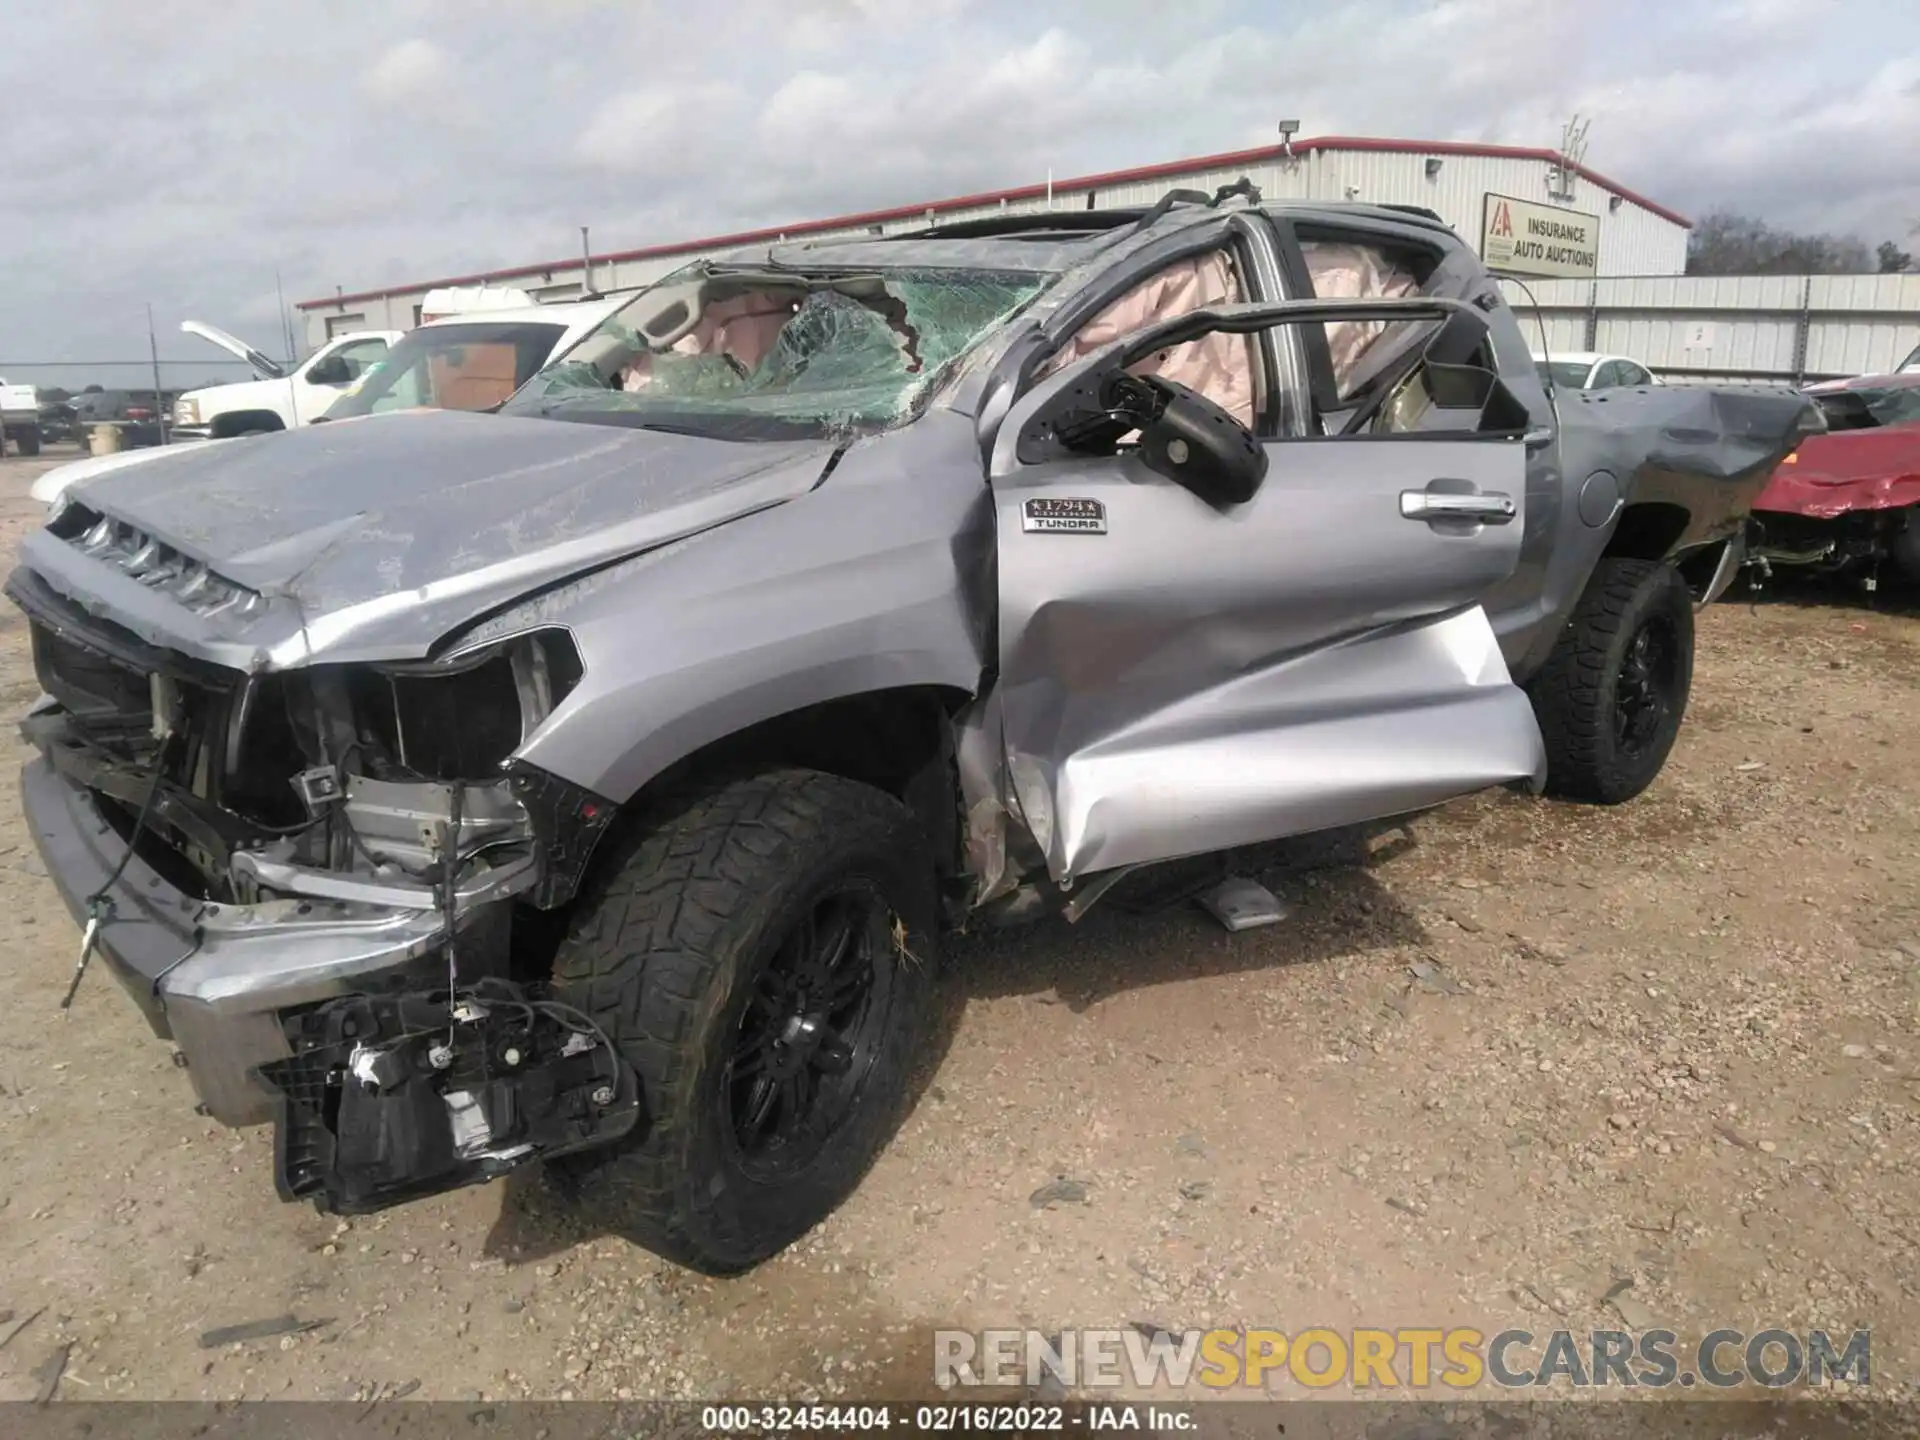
9;531;630;1214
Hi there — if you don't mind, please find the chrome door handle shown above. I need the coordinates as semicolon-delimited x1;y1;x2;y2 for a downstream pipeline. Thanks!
1399;489;1517;524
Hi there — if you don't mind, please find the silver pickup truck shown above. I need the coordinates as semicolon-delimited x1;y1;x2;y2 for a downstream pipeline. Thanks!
10;191;1818;1274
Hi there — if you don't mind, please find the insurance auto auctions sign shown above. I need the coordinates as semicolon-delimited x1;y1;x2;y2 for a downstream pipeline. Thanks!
1480;193;1600;279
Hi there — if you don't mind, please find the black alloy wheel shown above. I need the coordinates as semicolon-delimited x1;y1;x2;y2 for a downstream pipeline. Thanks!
724;884;894;1178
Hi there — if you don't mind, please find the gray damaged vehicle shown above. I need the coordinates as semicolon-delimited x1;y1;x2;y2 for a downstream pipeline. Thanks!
12;192;1818;1273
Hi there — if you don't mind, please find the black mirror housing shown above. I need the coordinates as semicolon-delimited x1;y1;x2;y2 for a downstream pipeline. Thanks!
307;356;352;386
1126;375;1268;506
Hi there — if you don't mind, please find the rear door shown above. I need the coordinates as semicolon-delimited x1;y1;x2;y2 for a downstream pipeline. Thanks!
986;282;1545;888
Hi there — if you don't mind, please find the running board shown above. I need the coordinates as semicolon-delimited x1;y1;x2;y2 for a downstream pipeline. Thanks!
1195;876;1289;932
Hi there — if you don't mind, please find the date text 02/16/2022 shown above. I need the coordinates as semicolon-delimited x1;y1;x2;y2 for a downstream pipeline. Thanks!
699;1405;1190;1432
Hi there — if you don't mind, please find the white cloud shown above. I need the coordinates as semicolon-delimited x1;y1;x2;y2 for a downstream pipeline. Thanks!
575;82;748;175
364;38;452;101
758;72;860;141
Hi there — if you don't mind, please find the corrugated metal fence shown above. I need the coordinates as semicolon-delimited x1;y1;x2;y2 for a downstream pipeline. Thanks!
1498;273;1920;385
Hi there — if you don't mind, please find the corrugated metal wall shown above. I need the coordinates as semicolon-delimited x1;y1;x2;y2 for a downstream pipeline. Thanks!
302;145;1693;347
1498;273;1920;382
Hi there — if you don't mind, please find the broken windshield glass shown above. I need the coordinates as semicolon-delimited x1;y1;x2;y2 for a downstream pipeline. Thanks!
503;265;1048;439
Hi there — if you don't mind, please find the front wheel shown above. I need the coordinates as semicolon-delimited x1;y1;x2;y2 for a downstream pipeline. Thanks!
1528;558;1695;804
1890;506;1920;585
549;768;939;1275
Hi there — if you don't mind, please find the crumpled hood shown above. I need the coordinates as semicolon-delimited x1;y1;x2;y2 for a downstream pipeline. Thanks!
29;442;211;506
29;408;840;670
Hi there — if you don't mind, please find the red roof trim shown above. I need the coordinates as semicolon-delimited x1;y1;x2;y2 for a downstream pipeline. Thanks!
299;135;1690;310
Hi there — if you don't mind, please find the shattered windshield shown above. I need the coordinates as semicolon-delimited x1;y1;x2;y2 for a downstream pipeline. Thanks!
500;264;1049;440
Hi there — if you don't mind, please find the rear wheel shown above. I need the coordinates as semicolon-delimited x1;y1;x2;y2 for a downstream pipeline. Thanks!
1528;558;1694;804
14;427;40;457
549;768;939;1274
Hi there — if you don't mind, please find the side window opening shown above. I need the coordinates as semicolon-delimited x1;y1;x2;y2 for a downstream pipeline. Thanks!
1019;234;1526;469
1036;248;1263;428
1294;232;1511;436
334;338;390;379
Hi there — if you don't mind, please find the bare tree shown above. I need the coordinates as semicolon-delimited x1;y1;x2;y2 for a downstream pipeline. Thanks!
1686;211;1874;275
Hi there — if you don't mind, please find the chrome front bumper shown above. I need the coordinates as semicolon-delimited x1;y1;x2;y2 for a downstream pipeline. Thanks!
21;757;518;1126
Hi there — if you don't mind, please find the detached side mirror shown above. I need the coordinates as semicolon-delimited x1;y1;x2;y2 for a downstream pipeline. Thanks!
306;355;352;386
1125;374;1268;506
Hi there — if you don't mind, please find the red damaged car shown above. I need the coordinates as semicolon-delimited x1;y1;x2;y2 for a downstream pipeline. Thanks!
1748;372;1920;585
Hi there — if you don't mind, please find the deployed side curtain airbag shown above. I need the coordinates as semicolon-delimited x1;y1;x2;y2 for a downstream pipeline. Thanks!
1300;241;1420;394
1038;251;1259;428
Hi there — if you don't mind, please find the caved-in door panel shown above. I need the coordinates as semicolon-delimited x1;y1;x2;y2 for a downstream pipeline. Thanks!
995;439;1545;883
1023;608;1543;878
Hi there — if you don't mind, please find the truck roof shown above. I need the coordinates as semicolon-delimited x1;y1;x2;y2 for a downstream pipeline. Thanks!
713;198;1465;276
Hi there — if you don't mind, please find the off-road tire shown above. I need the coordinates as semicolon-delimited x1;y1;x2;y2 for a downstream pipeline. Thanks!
549;768;939;1275
14;428;40;457
1529;558;1694;805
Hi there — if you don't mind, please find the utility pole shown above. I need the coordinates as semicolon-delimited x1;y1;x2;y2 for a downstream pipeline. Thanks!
275;269;295;366
581;226;593;296
146;303;168;444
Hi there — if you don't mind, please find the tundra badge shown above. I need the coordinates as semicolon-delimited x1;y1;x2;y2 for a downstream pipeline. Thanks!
1022;497;1107;535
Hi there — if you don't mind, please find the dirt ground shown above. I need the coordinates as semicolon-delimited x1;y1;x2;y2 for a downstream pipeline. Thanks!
0;444;1915;1408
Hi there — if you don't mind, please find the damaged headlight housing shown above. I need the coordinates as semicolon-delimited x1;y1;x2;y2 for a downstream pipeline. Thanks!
217;628;585;837
362;628;585;781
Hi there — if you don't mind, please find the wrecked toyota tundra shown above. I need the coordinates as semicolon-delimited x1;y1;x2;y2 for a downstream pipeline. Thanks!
12;192;1819;1274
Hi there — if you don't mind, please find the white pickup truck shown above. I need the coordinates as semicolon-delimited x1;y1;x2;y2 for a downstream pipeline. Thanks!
32;294;625;505
170;286;547;438
170;323;403;439
0;376;41;456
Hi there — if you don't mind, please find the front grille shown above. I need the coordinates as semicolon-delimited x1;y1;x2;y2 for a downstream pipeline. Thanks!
32;623;151;719
59;508;265;621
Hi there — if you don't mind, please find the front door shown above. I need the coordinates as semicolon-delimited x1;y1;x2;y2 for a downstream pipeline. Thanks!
293;337;394;424
986;298;1546;887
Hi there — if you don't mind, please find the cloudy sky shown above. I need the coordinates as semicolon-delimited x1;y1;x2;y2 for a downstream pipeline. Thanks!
2;0;1915;386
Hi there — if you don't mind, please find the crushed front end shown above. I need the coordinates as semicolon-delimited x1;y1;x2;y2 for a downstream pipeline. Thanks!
9;509;637;1215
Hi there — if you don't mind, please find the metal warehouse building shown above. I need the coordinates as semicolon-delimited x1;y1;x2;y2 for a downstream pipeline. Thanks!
297;134;1691;348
